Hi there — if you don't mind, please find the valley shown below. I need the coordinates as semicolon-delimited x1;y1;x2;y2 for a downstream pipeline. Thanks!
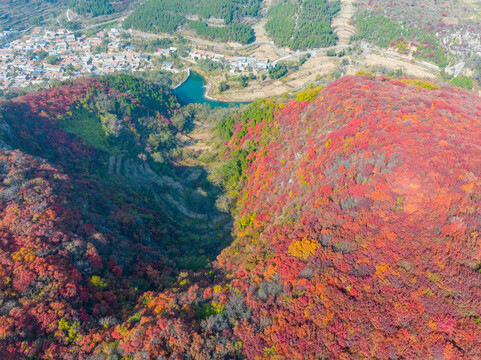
2;1;481;359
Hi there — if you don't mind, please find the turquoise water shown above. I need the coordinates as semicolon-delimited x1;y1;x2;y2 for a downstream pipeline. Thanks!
174;72;248;108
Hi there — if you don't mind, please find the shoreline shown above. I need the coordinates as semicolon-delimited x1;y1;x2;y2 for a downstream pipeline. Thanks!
173;68;191;90
203;81;271;103
178;70;252;104
202;82;252;104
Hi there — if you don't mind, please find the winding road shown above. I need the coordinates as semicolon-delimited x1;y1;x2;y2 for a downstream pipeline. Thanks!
186;38;291;56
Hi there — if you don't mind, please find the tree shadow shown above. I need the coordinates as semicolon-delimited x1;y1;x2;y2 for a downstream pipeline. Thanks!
2;100;234;272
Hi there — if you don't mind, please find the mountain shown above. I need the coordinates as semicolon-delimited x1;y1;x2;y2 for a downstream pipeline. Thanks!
1;74;481;359
112;76;481;359
210;76;481;358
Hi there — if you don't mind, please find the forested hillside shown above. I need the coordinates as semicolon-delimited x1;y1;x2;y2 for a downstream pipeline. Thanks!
265;0;340;50
2;74;481;359
353;0;481;66
0;74;234;358
352;11;449;67
122;0;260;44
70;0;114;16
5;75;178;170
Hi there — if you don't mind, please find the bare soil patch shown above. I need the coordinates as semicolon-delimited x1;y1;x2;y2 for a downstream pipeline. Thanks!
332;0;356;46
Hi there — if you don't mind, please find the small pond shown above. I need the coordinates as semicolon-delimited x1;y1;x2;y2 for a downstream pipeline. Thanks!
174;71;249;108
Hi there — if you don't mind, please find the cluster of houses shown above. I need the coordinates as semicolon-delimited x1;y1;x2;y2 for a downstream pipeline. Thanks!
0;25;271;91
190;49;270;73
0;27;160;90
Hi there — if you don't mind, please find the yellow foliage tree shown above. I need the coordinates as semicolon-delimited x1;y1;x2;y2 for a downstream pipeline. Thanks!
296;87;323;102
401;79;440;90
11;246;39;263
288;238;320;260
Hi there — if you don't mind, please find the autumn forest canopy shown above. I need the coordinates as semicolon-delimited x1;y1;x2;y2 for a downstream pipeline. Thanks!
1;73;481;359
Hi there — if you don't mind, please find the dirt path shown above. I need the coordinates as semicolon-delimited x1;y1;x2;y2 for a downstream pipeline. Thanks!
252;20;270;43
332;0;356;46
362;53;437;78
252;0;274;43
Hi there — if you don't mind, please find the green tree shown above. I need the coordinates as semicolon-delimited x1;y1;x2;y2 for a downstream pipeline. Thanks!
219;81;229;92
265;0;340;50
45;55;58;65
451;76;473;90
268;62;288;79
70;0;114;17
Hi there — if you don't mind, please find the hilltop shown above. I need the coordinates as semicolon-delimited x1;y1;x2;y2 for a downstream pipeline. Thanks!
211;76;481;358
1;75;481;359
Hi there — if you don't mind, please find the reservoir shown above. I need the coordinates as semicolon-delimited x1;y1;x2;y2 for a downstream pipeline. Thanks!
174;71;248;108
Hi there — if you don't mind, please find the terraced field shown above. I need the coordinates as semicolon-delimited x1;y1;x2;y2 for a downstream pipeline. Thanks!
0;0;68;30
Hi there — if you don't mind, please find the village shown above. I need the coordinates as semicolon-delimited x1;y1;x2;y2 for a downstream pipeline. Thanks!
190;49;270;73
0;26;271;91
